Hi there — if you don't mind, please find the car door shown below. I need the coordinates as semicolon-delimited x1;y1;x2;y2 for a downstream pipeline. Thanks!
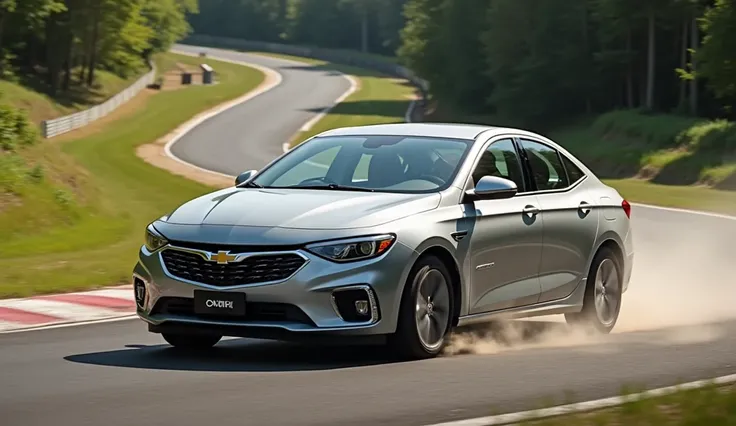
517;138;599;303
466;137;544;314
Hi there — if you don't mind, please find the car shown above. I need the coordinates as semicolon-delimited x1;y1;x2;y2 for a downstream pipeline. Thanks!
132;122;634;359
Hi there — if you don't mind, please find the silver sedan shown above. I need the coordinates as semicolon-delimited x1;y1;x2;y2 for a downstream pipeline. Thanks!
133;123;634;359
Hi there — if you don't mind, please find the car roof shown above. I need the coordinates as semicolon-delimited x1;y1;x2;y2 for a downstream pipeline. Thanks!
314;122;552;144
316;122;499;140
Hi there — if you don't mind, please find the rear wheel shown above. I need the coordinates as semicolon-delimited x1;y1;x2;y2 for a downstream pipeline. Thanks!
162;333;222;350
565;247;622;333
388;255;454;359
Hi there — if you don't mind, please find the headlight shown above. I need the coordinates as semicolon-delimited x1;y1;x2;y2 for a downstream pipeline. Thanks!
144;224;168;252
305;234;395;262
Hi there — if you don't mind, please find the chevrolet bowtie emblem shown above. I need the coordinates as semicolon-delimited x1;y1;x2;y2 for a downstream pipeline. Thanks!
211;250;237;264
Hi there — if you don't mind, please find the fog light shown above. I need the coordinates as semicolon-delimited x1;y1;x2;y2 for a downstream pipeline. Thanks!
133;277;147;308
354;300;369;316
331;286;379;323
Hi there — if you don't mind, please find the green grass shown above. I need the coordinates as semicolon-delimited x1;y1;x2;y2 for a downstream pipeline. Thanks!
248;51;415;147
0;65;147;124
550;110;736;188
522;384;736;425
602;178;736;215
425;104;736;215
0;53;264;298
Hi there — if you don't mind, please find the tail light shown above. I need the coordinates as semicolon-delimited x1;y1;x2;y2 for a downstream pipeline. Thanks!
621;199;631;219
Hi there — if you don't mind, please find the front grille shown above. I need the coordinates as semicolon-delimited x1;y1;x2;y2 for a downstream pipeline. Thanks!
160;249;306;287
150;297;315;325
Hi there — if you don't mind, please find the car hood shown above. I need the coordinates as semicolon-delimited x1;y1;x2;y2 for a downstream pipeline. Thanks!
164;187;441;230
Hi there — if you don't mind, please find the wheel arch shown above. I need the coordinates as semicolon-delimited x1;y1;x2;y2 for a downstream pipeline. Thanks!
413;243;463;327
590;232;626;279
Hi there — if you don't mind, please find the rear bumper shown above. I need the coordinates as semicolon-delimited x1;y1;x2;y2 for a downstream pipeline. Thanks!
621;227;635;294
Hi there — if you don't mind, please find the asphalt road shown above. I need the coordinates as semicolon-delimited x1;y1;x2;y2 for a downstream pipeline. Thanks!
170;44;352;176
1;46;735;426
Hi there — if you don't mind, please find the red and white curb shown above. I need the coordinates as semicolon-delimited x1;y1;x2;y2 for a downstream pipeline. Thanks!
0;285;136;333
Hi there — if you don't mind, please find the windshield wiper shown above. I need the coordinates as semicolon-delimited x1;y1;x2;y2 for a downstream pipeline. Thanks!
292;184;376;192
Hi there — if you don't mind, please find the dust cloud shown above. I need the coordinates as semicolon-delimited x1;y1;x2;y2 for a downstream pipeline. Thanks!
443;208;736;356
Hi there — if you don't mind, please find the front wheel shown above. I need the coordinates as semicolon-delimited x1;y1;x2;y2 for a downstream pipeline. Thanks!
565;247;622;333
162;333;222;350
388;255;454;360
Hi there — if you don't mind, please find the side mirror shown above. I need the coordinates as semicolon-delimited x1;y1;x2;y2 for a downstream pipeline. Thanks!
235;169;257;186
465;176;517;201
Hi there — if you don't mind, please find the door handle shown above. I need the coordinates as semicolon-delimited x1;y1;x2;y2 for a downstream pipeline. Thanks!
578;201;592;215
522;205;540;216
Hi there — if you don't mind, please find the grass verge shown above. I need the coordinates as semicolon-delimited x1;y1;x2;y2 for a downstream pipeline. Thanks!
1;65;148;124
249;51;416;147
0;53;264;298
427;105;736;215
522;383;736;425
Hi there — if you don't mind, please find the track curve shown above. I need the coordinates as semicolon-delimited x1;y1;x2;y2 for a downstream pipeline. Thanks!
1;46;735;426
169;44;352;176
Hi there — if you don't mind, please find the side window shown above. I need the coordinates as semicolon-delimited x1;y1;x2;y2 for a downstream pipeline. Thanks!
519;139;569;191
271;145;341;186
471;138;525;192
560;154;585;183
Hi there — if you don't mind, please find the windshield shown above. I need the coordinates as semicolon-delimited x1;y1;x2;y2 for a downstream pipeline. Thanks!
250;135;473;193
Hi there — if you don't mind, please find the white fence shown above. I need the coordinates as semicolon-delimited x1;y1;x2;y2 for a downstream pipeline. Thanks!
41;61;157;139
182;35;430;119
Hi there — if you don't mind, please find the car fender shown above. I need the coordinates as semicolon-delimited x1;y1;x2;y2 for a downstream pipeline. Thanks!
400;235;469;318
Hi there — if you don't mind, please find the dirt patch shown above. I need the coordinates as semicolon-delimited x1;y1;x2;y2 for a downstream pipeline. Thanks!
136;64;280;188
136;142;233;189
0;192;21;214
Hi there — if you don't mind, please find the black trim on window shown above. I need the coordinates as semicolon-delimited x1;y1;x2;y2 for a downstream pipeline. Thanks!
515;136;588;193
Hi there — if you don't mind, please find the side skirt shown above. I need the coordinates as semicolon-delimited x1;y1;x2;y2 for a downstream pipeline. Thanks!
457;278;586;327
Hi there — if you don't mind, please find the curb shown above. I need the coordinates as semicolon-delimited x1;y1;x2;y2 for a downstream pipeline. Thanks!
0;286;135;333
158;48;285;181
424;374;736;426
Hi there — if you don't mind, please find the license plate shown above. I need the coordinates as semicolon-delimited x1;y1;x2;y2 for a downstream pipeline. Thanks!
193;290;246;316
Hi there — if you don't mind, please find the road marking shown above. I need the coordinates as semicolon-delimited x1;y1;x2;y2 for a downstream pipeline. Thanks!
0;314;138;334
424;374;736;426
300;74;359;132
632;202;736;220
280;64;359;154
163;48;285;180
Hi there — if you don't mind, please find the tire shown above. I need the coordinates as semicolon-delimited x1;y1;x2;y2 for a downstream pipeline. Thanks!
162;332;222;350
565;246;622;333
388;254;454;360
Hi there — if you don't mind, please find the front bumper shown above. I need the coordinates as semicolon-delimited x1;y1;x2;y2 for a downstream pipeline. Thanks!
132;241;416;339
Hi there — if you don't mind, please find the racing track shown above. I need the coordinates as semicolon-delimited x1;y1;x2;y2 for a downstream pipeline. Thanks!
1;46;735;426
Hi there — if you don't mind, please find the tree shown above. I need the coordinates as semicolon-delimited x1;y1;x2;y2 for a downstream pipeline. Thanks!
697;0;736;105
482;0;598;126
397;0;444;96
142;0;198;55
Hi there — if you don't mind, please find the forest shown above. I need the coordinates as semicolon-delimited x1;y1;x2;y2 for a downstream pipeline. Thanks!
190;0;736;128
3;0;734;127
0;0;196;96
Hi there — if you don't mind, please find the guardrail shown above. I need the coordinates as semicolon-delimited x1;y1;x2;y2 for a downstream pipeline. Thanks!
182;35;430;120
41;61;157;139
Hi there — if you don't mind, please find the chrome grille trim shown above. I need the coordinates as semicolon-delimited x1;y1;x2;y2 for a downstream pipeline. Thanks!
158;245;310;289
